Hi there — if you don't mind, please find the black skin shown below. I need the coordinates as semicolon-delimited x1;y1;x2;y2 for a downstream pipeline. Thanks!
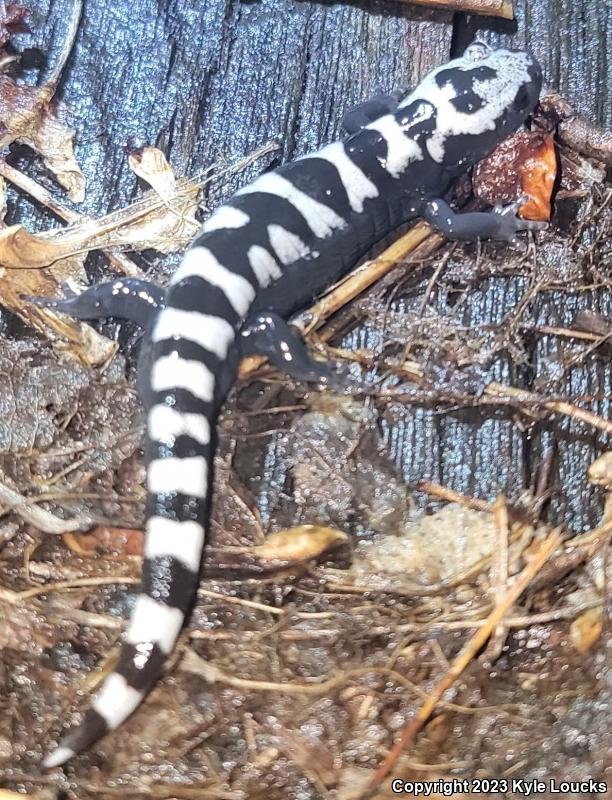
342;90;545;243
25;90;546;386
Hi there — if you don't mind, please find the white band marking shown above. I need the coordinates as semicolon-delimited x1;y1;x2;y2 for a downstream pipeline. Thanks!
148;405;211;446
313;142;379;213
145;517;205;573
237;172;345;239
267;224;310;266
367;115;423;178
247;245;282;287
151;355;215;402
124;594;186;655
201;205;250;232
147;455;208;498
171;247;255;316
91;673;144;730
153;307;235;359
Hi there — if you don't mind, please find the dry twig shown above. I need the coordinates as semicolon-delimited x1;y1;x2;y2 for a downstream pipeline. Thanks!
0;160;144;278
484;382;612;436
417;480;491;512
394;0;513;18
361;528;563;798
484;496;510;662
0;473;96;534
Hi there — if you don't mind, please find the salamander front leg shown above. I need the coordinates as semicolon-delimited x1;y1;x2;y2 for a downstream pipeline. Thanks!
424;198;548;243
24;278;166;331
342;91;403;134
239;312;345;388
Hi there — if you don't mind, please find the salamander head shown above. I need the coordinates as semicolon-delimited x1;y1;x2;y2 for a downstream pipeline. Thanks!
399;41;542;175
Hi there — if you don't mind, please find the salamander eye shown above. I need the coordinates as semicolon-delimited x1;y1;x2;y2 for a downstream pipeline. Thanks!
465;41;491;62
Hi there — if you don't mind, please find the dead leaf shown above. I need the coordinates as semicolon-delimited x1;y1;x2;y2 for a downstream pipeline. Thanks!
0;1;84;200
588;452;612;488
569;606;603;653
0;223;81;268
18;104;86;202
0;0;85;203
0;253;116;367
251;525;348;565
0;214;115;368
473;131;557;221
63;526;144;556
129;146;178;200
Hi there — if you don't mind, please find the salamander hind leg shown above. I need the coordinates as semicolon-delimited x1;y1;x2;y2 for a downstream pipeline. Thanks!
24;278;166;330
239;312;353;390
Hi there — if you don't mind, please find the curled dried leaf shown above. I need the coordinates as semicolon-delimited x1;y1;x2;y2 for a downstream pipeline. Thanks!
19;106;86;202
0;208;114;367
128;146;177;200
0;0;85;202
0;259;116;367
473;131;557;221
251;525;348;565
569;606;603;654
0;223;80;268
0;175;200;269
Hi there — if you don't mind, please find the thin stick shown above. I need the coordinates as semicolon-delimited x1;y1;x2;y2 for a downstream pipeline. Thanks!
41;0;83;95
362;528;562;798
527;324;607;343
300;223;438;336
484;496;510;662
394;0;514;18
417;480;491;512
0;140;278;279
327;349;612;437
0;474;96;534
0;574;138;603
485;382;612;436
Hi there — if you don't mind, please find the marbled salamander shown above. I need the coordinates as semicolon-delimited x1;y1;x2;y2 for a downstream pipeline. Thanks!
37;41;543;768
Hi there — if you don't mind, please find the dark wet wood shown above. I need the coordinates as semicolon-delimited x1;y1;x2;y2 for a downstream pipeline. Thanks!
10;0;612;531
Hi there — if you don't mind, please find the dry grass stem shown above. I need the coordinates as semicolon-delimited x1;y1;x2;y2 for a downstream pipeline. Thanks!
362;528;563;798
0;160;145;278
484;496;511;662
